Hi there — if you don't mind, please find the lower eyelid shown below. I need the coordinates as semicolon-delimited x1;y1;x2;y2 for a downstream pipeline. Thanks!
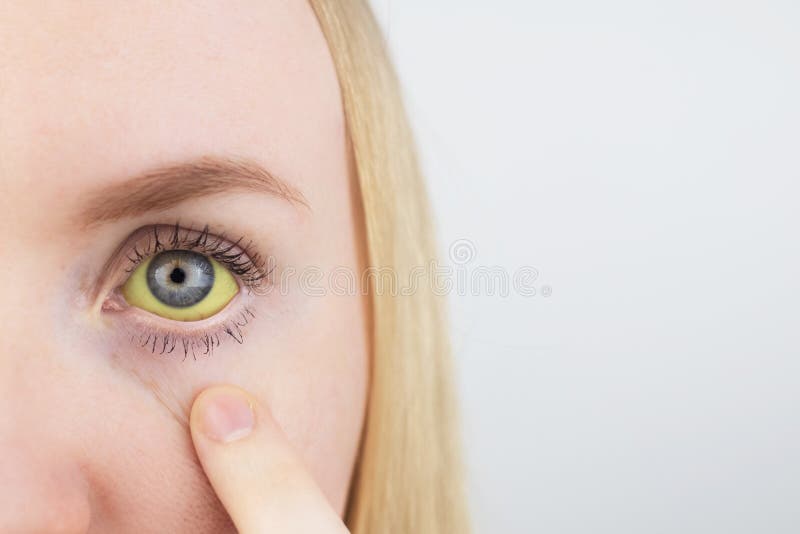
102;290;258;358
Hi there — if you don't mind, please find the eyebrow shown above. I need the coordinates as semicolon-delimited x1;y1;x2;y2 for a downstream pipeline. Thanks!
77;155;308;228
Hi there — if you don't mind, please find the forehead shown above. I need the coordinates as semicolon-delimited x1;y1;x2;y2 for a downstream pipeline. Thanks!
0;0;342;202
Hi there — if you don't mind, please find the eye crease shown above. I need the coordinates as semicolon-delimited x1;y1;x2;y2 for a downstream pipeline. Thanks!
122;249;239;321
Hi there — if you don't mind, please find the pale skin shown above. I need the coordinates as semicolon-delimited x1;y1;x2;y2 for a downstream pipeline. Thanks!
0;1;367;532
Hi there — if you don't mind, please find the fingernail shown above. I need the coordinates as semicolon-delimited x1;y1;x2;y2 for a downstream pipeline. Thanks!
199;389;255;443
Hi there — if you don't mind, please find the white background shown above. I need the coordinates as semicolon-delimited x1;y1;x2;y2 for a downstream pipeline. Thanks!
370;2;800;533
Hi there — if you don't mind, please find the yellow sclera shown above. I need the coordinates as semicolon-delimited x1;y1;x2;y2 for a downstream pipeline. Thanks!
121;254;239;321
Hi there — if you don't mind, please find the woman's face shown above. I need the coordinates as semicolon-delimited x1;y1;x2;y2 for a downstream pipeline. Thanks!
0;1;369;532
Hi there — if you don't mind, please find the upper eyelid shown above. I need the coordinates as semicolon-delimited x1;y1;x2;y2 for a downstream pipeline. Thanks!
122;223;270;284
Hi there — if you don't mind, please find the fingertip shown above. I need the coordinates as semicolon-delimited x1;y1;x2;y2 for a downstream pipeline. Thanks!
190;385;256;444
187;384;348;532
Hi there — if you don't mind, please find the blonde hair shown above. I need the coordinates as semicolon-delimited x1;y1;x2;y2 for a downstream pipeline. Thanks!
307;1;470;532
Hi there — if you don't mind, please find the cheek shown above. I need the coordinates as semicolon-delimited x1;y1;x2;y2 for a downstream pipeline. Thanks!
93;288;369;518
20;340;238;531
234;289;370;514
83;394;236;532
58;229;368;525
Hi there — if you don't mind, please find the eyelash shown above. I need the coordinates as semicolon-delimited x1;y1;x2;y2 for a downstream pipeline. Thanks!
124;222;271;290
106;221;274;359
134;306;257;360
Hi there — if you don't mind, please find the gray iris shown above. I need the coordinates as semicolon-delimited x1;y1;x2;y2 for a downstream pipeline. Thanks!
146;250;215;307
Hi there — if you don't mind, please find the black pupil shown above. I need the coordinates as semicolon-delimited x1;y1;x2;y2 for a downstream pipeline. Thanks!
170;267;186;284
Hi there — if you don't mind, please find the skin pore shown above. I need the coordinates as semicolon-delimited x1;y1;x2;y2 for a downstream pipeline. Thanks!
0;1;368;532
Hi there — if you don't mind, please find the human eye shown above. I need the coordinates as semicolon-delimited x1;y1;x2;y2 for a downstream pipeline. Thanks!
123;249;238;321
100;222;272;358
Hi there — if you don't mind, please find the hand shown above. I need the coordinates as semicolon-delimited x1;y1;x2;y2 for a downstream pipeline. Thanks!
190;385;350;533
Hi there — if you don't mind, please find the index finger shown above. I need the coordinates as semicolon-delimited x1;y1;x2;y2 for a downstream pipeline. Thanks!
189;385;349;534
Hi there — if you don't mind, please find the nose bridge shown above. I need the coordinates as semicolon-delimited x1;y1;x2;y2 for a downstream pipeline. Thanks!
0;237;92;533
0;232;53;396
0;235;99;440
